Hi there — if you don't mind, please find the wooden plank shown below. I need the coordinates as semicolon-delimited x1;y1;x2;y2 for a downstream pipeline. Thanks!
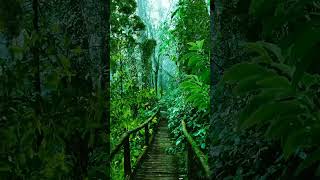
133;118;181;179
130;115;161;179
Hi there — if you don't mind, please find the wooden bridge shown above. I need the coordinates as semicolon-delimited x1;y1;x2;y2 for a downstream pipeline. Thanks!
109;109;210;179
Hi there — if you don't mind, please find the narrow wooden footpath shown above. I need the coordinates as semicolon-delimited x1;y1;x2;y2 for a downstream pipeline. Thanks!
133;118;184;180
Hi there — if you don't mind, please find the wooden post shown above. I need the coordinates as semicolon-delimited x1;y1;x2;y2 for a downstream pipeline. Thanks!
145;124;149;146
124;134;131;178
187;142;195;179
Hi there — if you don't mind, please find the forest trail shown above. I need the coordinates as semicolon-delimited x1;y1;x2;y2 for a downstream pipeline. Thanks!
133;118;184;180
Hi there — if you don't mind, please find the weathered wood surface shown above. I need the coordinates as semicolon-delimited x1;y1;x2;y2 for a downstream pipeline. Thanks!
110;111;158;161
181;120;210;179
133;118;185;180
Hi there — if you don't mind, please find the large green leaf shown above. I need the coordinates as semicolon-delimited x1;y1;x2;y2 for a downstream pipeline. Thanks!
200;69;210;84
244;42;273;63
222;63;273;83
283;129;308;158
265;115;302;139
188;53;202;67
233;75;261;95
269;62;293;78
240;100;304;129
233;74;292;95
256;75;291;89
238;88;296;126
188;39;204;51
258;42;284;63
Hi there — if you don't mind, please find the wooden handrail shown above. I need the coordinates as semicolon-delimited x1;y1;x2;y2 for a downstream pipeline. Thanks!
181;120;210;179
109;109;159;179
110;111;158;160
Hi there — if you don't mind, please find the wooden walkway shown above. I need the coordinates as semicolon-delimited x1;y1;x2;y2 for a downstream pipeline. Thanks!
133;118;185;180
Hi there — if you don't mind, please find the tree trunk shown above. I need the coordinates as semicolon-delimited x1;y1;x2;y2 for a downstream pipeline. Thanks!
101;0;111;179
210;0;215;107
128;46;139;118
79;0;110;178
32;0;43;153
155;53;160;95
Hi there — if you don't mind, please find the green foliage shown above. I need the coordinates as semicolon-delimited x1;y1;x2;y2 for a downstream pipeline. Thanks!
171;0;210;73
160;88;209;154
159;41;209;170
110;1;160;179
140;39;156;86
181;39;210;83
178;40;210;111
0;0;23;37
210;0;320;179
180;75;209;111
0;0;110;179
223;42;320;171
157;2;210;177
141;39;157;60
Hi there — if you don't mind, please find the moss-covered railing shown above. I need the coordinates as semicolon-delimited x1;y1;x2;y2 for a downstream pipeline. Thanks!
109;109;160;179
181;120;210;179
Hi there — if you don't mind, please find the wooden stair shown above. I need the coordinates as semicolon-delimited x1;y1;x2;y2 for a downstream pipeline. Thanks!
133;118;185;180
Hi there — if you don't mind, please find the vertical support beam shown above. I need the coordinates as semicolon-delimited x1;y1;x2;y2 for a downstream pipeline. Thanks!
124;134;131;178
186;142;194;179
145;124;149;146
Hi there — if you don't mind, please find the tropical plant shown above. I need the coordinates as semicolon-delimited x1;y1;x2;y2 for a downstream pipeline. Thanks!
210;0;320;178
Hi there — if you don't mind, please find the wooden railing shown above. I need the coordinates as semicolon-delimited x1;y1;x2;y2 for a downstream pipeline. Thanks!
181;120;210;179
109;109;160;179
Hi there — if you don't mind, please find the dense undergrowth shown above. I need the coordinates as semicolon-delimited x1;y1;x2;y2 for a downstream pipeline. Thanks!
0;0;110;178
210;0;320;178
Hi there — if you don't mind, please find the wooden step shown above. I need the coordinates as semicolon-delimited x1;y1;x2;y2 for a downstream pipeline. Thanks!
133;119;185;180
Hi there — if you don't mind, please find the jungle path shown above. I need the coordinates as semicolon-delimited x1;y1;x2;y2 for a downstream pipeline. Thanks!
133;117;185;180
